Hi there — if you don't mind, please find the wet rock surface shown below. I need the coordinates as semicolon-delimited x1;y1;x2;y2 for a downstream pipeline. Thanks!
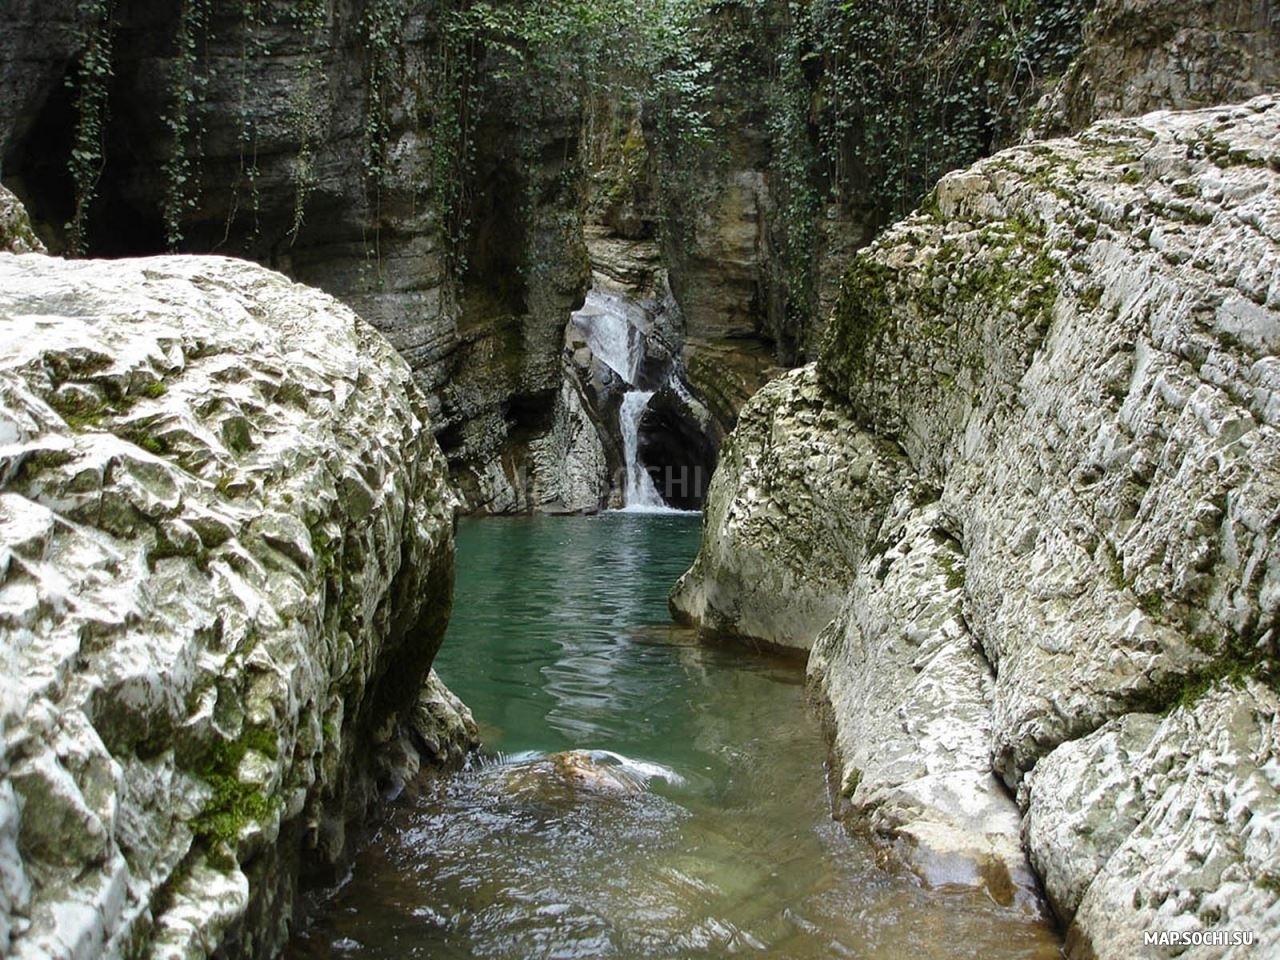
0;252;466;958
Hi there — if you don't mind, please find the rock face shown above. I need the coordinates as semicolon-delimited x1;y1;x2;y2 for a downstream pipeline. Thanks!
0;251;473;958
1037;0;1280;135
670;366;909;649
674;96;1280;954
0;186;44;255
0;2;590;515
809;496;1038;907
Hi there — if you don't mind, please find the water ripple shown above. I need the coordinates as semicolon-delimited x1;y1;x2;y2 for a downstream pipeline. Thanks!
288;516;1062;960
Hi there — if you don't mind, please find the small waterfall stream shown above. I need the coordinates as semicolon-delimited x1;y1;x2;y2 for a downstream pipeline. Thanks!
572;289;648;385
618;391;666;509
570;290;677;511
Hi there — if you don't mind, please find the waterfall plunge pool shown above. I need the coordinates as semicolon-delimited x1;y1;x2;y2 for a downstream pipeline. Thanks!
288;513;1063;959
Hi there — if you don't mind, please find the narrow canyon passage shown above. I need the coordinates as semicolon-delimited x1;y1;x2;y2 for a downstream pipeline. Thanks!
288;515;1062;959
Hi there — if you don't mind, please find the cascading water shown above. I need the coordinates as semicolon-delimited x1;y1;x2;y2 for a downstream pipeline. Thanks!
572;290;648;385
619;390;667;509
570;289;680;511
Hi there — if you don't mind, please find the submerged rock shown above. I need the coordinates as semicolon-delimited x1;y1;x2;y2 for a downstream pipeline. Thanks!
675;95;1280;953
0;252;466;958
482;750;659;803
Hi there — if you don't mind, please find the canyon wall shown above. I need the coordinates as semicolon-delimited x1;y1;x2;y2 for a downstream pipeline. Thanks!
0;0;591;513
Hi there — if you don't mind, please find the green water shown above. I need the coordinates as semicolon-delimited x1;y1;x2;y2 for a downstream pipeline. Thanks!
290;513;1062;959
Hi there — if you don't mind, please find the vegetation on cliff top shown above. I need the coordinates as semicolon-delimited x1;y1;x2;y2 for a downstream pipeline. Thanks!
56;0;1088;275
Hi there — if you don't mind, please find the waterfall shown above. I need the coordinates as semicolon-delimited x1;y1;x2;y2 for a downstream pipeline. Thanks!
619;391;666;510
570;289;674;511
571;290;648;385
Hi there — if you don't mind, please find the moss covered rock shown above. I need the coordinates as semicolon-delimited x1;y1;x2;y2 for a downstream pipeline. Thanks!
677;94;1280;956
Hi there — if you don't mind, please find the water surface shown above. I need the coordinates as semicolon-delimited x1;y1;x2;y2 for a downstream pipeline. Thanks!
290;513;1062;959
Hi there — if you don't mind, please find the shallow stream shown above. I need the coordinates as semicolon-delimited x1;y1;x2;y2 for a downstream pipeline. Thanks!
290;513;1062;958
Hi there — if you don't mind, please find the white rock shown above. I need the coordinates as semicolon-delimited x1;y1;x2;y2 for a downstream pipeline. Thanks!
0;252;466;958
674;96;1280;951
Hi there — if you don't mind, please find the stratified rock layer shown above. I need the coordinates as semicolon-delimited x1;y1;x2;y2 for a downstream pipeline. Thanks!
1036;0;1280;135
674;96;1280;956
0;252;468;959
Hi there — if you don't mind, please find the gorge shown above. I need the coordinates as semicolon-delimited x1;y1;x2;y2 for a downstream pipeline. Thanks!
2;1;1280;958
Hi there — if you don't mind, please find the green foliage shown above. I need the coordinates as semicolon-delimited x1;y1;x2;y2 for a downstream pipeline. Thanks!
66;0;116;256
285;0;332;244
805;0;1092;222
708;0;1091;343
432;0;717;280
222;0;269;247
162;0;213;250
360;0;403;190
768;2;822;356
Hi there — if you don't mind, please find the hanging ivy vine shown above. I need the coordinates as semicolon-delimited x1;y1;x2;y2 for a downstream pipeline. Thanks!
58;0;1090;314
221;0;269;248
161;0;213;250
738;0;1094;341
805;0;1094;222
66;0;117;256
285;0;332;244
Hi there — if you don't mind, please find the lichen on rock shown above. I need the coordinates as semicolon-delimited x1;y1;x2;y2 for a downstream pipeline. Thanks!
0;251;471;958
0;186;44;255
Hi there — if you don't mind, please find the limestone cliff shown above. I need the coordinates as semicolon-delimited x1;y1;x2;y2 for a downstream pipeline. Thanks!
0;251;474;958
0;1;590;515
1035;0;1280;135
673;96;1280;955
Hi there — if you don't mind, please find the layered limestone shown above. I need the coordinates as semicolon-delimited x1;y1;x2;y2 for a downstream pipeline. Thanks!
676;96;1280;952
1036;0;1280;136
0;6;589;514
0;253;473;958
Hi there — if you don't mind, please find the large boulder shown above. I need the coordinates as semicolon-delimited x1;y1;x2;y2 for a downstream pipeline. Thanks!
0;251;472;959
822;96;1280;784
675;95;1280;954
809;496;1037;908
0;185;43;255
669;365;910;649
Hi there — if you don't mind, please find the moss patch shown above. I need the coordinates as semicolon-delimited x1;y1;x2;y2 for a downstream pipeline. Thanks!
818;209;1057;407
190;728;280;852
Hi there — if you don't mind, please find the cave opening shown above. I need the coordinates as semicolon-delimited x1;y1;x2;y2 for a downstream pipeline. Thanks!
4;62;167;258
636;390;718;512
3;68;77;252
